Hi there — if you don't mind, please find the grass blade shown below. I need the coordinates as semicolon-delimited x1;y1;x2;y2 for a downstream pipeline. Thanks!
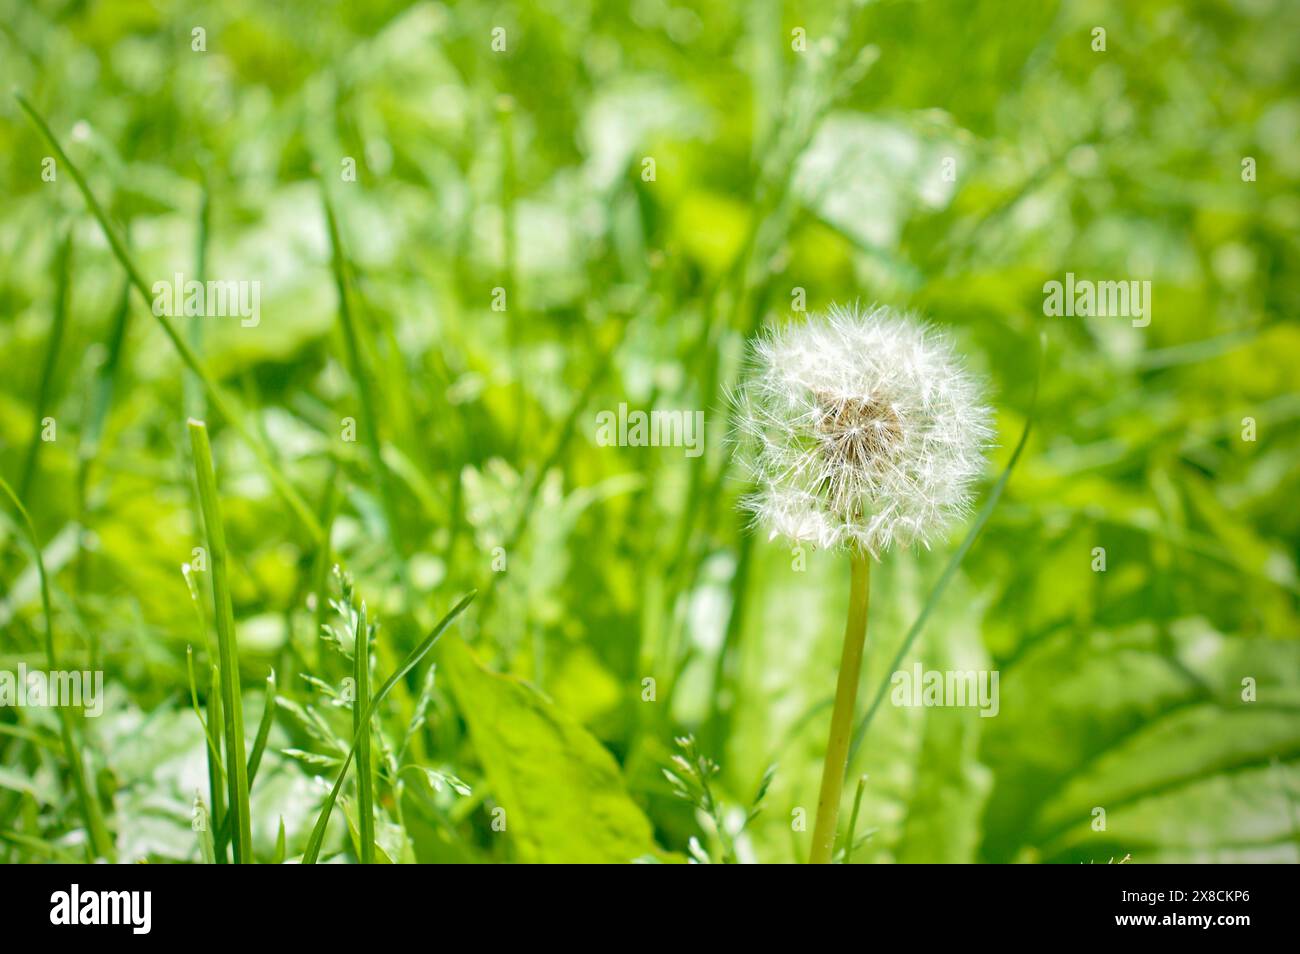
310;468;340;671
0;723;60;752
497;95;521;456
206;664;228;863
302;589;476;863
841;774;868;864
185;647;228;862
14;93;323;544
78;277;132;464
321;191;403;556
247;669;278;787
188;419;253;863
478;322;629;615
183;571;228;860
272;816;286;864
194;795;216;864
353;603;374;863
19;227;72;501
0;477;115;861
76;275;132;671
185;180;210;420
212;669;278;854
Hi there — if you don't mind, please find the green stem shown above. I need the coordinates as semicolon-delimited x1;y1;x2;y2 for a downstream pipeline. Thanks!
310;469;340;672
842;773;868;864
210;669;277;855
302;590;476;864
77;275;131;673
321;191;403;557
19;227;72;502
497;95;520;458
188;419;253;863
206;665;228;863
809;549;870;864
353;602;374;863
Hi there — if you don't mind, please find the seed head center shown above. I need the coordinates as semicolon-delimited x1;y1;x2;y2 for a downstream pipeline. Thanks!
814;392;903;471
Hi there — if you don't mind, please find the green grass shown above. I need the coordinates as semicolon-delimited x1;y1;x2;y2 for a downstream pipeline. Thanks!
0;477;114;861
322;191;403;560
303;590;476;864
188;419;253;863
352;602;375;863
17;227;70;501
15;94;324;544
1;0;1298;865
206;667;228;862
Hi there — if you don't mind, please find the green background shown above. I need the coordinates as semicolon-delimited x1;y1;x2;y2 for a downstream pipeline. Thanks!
1;0;1298;863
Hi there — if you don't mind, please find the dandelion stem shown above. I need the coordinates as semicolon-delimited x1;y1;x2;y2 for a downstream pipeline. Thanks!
809;549;870;864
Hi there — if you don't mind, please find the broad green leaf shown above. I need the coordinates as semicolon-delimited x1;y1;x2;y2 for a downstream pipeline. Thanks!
984;620;1300;863
442;636;669;863
1034;708;1300;863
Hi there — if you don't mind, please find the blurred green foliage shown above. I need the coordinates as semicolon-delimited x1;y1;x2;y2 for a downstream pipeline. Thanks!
1;0;1298;863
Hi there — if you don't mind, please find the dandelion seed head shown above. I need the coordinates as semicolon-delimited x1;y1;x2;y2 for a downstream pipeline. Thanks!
732;303;993;557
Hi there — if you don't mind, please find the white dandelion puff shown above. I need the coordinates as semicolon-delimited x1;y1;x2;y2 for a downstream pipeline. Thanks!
732;303;993;558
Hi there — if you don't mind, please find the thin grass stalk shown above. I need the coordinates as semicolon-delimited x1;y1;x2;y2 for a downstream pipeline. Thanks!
302;590;475;864
184;649;227;862
353;603;375;863
184;578;227;862
841;774;868;864
701;521;754;752
212;670;276;851
19;227;72;501
194;796;216;864
310;469;340;672
272;817;286;864
78;277;131;465
187;419;253;863
478;320;630;615
246;669;277;785
809;549;871;864
185;182;210;421
321;191;404;556
0;477;115;861
15;94;323;544
497;96;521;457
207;664;229;863
76;276;131;672
0;723;59;751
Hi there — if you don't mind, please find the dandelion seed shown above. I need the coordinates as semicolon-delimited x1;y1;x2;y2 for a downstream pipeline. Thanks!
733;302;993;558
